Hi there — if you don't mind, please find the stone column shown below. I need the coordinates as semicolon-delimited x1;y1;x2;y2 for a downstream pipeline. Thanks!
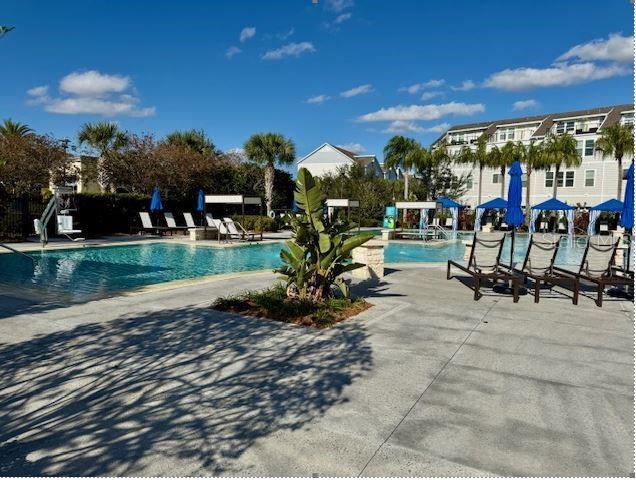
352;240;385;280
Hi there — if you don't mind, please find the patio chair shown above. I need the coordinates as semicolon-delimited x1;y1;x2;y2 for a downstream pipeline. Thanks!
553;235;634;307
447;231;520;302
183;212;197;228
513;233;578;304
138;212;170;236
223;217;263;241
163;212;188;234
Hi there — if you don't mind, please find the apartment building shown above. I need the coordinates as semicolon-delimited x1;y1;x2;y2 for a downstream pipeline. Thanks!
435;104;634;208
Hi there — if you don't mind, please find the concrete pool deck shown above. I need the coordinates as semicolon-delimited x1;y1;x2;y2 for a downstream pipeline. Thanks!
0;265;633;476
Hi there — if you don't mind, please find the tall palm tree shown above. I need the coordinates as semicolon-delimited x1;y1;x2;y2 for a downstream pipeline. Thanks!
165;129;217;155
383;135;422;202
78;122;129;193
595;123;634;198
455;134;489;205
244;133;296;215
517;140;548;223
542;133;581;198
0;119;33;138
488;141;522;198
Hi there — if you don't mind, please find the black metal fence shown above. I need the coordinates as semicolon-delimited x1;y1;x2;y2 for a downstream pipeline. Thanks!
0;194;45;241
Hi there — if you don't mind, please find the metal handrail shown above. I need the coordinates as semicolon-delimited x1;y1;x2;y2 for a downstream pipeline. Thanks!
0;243;35;265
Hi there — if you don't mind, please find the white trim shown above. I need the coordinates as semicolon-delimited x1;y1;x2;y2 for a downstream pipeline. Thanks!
395;201;438;209
205;194;262;205
326;198;360;208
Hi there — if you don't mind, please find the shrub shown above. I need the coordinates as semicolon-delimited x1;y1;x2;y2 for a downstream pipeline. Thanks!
231;215;278;232
360;218;381;227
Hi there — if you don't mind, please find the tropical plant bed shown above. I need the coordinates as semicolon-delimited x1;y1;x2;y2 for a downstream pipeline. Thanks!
212;284;371;328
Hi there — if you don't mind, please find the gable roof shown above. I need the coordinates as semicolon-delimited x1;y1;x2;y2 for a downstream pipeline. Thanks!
531;197;574;211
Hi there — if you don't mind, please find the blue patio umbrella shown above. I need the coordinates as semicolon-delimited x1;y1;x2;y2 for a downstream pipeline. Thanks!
150;186;164;212
619;162;634;230
504;160;525;273
196;189;205;212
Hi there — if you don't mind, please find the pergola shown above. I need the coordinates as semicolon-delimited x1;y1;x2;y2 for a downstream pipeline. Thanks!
394;201;438;230
587;198;623;236
529;197;574;235
326;198;361;230
204;194;262;224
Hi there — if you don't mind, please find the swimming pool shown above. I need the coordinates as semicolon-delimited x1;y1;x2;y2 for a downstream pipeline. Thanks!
0;237;585;303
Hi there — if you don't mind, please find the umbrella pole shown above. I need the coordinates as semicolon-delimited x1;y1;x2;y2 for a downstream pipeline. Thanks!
510;228;515;273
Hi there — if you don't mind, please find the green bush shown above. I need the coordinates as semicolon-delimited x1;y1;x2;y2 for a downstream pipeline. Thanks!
359;218;381;228
230;215;278;232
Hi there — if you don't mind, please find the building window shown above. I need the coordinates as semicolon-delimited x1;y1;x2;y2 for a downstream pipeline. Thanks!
576;140;583;156
492;173;502;184
585;169;595;187
466;178;473;190
545;171;554;188
521;173;527;188
584;139;594;156
556;121;575;134
564;171;574;187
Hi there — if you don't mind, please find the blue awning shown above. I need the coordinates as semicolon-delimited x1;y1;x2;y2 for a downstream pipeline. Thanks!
476;197;508;210
589;198;624;212
437;196;464;209
531;197;574;211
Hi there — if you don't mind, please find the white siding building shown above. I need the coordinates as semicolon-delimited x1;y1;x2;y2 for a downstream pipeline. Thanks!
297;143;383;178
435;104;634;208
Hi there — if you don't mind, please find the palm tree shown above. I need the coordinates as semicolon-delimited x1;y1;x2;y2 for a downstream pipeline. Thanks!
383;136;422;202
488;141;522;198
78;122;129;193
542;133;581;198
517;140;548;224
244;133;296;215
165;129;217;155
595;123;634;198
0;119;33;138
455;134;489;205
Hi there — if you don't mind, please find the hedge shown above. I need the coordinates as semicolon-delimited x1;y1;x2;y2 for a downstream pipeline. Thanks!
230;215;278;232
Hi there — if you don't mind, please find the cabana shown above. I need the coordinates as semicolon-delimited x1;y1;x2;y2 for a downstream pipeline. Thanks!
529;198;574;235
474;197;508;231
393;201;439;239
204;194;262;225
326;199;360;224
587;199;623;236
436;196;465;233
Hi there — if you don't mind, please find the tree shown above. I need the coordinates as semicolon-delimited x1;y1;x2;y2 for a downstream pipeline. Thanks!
517;140;548;223
78;122;129;192
455;134;489;205
383;135;422;202
542;133;581;198
244;133;296;215
595;123;634;198
164;129;218;155
0;119;33;138
488;141;522;198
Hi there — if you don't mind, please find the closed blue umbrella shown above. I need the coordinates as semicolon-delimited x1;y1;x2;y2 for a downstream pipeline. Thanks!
619;162;634;230
504;161;524;275
196;189;205;212
150;186;164;212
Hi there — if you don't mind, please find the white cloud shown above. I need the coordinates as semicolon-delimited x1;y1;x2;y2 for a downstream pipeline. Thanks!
334;13;352;24
324;0;354;12
340;84;374;98
358;102;485;122
336;143;365;154
382;121;450;134
451;80;476;91
278;28;295;40
27;70;155;117
59;70;130;97
420;91;444;100
240;27;256;42
262;42;315;60
399;79;445;94
484;62;629;91
557;33;633;63
305;94;330;104
226;46;242;58
513;99;539;111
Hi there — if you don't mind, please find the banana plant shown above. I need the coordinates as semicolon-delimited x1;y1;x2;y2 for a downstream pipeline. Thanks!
277;168;373;302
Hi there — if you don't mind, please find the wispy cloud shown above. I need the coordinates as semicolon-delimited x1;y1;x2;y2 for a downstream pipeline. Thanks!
239;27;256;42
420;91;444;100
305;94;330;104
278;28;295;40
226;46;242;58
358;102;484;122
484;62;628;91
333;12;352;24
340;84;374;98
513;99;539;111
262;42;315;60
557;33;633;63
382;121;450;134
324;0;354;12
451;80;476;91
399;80;445;94
27;70;155;117
336;143;365;154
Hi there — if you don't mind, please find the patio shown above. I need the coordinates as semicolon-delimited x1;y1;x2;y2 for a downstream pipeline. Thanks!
0;265;633;476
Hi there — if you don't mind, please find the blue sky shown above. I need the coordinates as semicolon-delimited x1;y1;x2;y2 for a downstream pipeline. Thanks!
2;0;633;169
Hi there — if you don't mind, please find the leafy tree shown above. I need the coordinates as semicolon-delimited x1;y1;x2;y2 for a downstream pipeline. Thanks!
416;142;470;201
164;129;218;155
455;134;489;205
0;119;33;138
542;133;581;198
488;141;523;197
383;135;422;202
595;123;634;198
277;168;372;302
78;122;129;192
244;132;296;215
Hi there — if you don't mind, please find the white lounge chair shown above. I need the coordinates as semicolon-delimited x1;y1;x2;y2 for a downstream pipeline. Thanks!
163;212;188;233
138;212;170;235
56;215;85;241
183;212;197;228
223;217;262;241
205;214;231;240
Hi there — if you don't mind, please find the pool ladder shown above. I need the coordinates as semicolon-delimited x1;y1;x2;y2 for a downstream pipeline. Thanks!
0;243;36;265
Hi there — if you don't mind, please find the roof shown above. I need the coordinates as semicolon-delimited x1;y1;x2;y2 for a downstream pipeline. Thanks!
476;197;508;210
437;196;465;209
332;145;358;160
297;143;376;164
589;198;624;212
531;197;574;211
434;103;634;144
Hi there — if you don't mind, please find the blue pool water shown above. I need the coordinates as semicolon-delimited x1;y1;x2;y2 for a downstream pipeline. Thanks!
0;236;585;303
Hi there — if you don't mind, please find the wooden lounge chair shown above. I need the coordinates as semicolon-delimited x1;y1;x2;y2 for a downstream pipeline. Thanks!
554;235;634;307
223;217;263;241
138;212;170;236
163;212;188;234
513;233;578;304
447;231;520;302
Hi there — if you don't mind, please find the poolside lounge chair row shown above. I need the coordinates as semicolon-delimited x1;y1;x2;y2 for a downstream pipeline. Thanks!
138;212;262;241
447;232;633;307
